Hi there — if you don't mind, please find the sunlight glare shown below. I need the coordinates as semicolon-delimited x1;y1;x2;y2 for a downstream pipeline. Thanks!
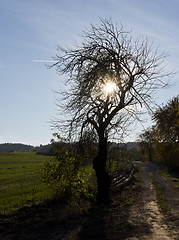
103;81;117;95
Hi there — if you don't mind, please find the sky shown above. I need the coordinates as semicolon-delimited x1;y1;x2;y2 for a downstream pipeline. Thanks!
0;0;179;146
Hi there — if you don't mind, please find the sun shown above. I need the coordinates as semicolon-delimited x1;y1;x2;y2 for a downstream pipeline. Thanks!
103;81;117;95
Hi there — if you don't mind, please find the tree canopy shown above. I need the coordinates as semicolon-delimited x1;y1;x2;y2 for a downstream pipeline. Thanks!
138;95;179;171
153;96;179;143
52;19;170;142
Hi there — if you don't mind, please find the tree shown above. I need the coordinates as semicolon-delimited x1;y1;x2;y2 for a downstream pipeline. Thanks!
153;96;179;143
152;96;179;171
52;19;171;203
138;128;155;162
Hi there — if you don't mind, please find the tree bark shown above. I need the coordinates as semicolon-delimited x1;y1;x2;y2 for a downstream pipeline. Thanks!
93;137;111;204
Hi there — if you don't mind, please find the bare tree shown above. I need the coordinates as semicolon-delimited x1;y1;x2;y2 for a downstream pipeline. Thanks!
52;19;171;203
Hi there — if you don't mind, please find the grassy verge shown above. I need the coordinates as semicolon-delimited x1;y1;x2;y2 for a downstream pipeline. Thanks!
152;178;171;215
159;168;179;188
0;152;53;214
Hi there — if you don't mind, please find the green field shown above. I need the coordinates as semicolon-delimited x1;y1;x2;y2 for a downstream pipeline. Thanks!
0;152;53;214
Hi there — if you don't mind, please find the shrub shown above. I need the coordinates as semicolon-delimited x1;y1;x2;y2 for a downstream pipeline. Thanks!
41;138;95;202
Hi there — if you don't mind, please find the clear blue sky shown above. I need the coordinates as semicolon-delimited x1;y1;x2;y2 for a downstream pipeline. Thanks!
0;0;179;146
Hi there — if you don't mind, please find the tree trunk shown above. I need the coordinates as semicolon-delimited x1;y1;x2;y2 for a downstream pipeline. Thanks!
93;137;111;204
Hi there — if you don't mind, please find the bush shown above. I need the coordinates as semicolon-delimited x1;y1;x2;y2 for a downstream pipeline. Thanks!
41;139;96;203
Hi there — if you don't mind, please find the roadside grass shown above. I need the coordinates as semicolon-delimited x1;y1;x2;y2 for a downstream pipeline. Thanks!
106;172;140;238
0;152;53;214
159;168;179;188
152;178;171;215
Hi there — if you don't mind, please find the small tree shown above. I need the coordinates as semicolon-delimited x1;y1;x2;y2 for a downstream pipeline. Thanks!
138;128;155;161
52;19;171;203
42;135;94;200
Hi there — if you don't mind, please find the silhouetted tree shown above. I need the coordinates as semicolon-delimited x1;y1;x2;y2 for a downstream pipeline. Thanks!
52;19;171;203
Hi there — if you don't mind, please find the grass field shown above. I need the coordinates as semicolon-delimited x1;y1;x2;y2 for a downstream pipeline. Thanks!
0;152;53;214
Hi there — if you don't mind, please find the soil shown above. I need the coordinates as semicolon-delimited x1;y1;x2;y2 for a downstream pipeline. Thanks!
0;161;179;240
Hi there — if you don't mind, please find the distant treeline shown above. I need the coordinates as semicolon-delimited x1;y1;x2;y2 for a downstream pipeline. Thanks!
0;143;54;154
34;144;53;155
35;141;140;156
0;143;33;153
0;142;140;155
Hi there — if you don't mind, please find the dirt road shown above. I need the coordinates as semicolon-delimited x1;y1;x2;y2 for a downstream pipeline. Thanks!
125;161;179;240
